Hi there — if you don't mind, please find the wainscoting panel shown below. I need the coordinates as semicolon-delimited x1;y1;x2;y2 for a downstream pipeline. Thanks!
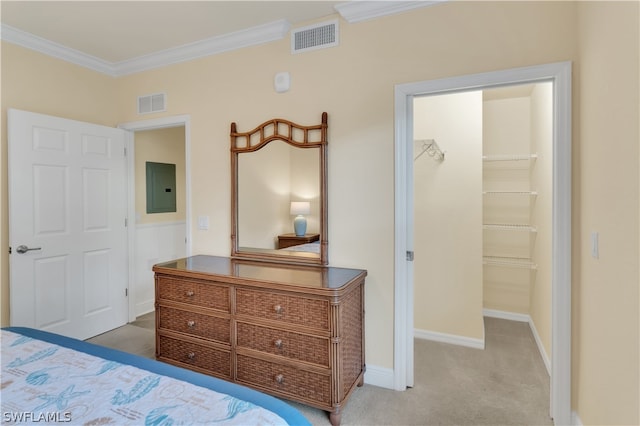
134;221;186;316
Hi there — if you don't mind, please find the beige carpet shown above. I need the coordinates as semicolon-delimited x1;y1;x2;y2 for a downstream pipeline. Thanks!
88;315;551;425
291;317;551;425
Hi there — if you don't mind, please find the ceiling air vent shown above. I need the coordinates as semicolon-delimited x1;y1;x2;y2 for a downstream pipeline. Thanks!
291;20;338;54
138;93;166;114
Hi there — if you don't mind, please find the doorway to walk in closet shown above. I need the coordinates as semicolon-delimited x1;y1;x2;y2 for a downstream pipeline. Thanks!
412;81;553;398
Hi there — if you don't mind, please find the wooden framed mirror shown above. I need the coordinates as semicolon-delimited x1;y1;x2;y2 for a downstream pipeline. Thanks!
231;113;328;265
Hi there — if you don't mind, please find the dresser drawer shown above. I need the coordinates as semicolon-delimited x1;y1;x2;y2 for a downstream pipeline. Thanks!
236;289;329;330
236;354;331;405
158;307;230;344
236;322;329;367
158;335;231;379
157;276;230;312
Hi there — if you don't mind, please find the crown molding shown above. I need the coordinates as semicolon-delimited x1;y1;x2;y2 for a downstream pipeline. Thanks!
1;24;117;76
334;0;447;23
1;19;291;77
113;19;291;77
0;1;446;77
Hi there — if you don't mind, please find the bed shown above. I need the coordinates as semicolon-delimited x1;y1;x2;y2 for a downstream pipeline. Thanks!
1;327;311;425
280;241;320;253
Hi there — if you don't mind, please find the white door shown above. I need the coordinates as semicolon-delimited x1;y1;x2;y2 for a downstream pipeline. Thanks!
8;109;129;340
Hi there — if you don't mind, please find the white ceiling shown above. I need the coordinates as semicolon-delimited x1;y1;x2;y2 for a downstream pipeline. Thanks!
1;1;340;63
0;1;442;76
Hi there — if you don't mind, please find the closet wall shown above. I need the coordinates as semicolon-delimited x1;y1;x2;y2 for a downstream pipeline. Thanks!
413;91;485;342
482;83;553;359
413;84;552;358
528;83;553;359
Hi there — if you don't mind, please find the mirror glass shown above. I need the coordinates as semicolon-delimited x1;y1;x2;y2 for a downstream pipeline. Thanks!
237;142;320;254
231;115;327;265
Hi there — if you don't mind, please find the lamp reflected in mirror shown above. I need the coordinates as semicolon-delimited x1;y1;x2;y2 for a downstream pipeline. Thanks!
290;201;310;236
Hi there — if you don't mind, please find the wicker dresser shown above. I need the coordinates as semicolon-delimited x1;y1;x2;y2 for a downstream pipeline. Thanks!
153;255;366;426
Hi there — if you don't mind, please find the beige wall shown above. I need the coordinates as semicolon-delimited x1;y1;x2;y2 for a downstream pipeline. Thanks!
110;1;581;372
413;92;484;340
576;2;639;424
134;126;186;225
529;83;553;362
1;2;638;423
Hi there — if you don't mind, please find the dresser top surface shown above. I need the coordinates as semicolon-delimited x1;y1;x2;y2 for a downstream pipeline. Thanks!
153;255;366;290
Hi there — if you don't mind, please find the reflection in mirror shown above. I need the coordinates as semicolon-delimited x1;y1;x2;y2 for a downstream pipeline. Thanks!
231;113;328;265
237;142;319;252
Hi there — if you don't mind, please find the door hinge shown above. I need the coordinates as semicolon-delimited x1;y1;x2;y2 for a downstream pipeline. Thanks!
124;146;127;157
406;251;414;261
125;288;128;297
8;246;11;254
125;218;128;227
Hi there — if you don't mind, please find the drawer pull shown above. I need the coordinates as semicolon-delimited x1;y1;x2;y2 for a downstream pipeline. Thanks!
185;290;195;297
187;320;196;328
273;305;284;314
274;339;283;349
187;352;196;360
275;374;285;385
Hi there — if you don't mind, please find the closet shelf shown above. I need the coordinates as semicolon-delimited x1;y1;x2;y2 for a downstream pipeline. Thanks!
483;256;537;270
483;224;537;232
483;190;537;195
483;154;537;162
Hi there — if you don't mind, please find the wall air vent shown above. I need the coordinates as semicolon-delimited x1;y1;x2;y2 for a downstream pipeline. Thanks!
138;93;166;114
291;20;338;54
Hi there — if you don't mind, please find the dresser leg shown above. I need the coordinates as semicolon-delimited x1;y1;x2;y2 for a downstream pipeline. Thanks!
329;409;342;426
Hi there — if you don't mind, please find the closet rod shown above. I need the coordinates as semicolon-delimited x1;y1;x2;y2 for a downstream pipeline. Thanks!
414;139;444;162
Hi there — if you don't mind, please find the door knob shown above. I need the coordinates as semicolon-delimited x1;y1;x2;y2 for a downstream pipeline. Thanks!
16;245;42;254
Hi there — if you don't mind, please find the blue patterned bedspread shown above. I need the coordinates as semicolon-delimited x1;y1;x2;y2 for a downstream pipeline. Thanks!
1;329;295;425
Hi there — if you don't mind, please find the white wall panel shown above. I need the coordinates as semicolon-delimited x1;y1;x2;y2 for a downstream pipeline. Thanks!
134;221;186;316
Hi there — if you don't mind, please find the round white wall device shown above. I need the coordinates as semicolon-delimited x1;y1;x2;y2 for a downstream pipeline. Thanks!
274;72;290;93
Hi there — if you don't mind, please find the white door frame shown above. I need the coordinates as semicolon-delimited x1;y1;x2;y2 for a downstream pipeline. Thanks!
118;115;192;322
394;62;572;424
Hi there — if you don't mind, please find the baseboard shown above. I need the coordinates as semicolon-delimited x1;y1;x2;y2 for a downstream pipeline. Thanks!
135;300;155;318
414;328;485;349
483;308;551;376
572;411;583;426
383;313;554;397
363;364;395;390
483;308;529;322
527;316;551;375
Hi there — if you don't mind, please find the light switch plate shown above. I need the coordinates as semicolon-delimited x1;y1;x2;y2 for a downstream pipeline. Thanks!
198;216;210;230
591;232;599;259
